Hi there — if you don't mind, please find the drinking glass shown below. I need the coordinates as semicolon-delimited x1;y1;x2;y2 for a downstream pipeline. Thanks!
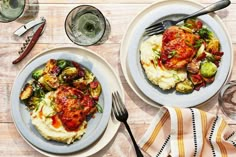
218;81;236;120
65;5;110;46
0;0;25;23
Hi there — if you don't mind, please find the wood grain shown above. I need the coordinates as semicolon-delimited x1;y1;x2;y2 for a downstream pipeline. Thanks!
1;0;236;157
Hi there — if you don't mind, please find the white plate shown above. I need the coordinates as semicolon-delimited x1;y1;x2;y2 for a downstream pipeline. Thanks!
120;0;233;108
11;47;123;156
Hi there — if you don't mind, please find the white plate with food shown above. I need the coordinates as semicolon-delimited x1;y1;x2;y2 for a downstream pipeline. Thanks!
11;47;123;156
120;0;233;107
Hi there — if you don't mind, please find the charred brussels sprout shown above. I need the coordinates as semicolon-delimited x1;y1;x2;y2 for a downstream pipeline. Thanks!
44;59;60;75
200;61;217;78
20;83;33;100
60;67;78;82
57;59;68;69
32;69;43;80
43;74;60;89
176;79;194;94
84;69;95;84
89;81;102;99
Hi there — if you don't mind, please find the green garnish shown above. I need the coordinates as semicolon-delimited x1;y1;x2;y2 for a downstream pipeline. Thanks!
168;50;177;58
96;103;103;113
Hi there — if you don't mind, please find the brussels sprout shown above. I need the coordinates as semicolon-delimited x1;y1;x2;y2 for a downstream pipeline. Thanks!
38;76;53;91
200;61;217;78
43;74;60;89
60;67;78;82
84;69;95;84
89;81;102;99
27;97;41;110
32;69;43;80
206;38;220;53
44;59;60;75
198;28;213;40
57;59;68;69
176;79;194;94
20;83;33;100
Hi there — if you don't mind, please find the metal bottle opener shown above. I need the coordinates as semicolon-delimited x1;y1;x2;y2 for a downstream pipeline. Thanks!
12;17;46;64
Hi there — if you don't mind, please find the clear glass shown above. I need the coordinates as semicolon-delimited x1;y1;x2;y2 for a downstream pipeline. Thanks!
65;5;110;46
218;81;236;120
0;0;25;23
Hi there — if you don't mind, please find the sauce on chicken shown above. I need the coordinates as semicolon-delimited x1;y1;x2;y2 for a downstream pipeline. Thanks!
55;86;95;131
161;26;199;69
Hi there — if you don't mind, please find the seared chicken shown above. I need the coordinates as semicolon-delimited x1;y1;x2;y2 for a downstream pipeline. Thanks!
161;26;198;69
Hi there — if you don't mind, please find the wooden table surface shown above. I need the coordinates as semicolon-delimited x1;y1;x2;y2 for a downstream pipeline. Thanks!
1;0;236;156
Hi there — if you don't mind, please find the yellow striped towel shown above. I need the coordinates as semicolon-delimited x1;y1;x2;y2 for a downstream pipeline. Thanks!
138;107;236;157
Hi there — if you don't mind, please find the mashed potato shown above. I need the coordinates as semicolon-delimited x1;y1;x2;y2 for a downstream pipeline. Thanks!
31;92;86;144
140;35;187;90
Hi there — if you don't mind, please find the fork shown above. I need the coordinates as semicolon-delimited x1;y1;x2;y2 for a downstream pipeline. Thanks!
112;91;144;157
145;0;231;36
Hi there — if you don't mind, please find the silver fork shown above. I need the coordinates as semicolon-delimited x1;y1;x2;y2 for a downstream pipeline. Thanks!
145;0;231;36
112;91;144;157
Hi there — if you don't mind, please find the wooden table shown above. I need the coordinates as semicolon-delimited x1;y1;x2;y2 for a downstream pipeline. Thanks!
1;0;236;156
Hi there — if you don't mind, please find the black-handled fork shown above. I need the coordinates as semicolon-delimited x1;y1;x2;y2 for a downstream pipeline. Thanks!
112;91;144;157
145;0;231;36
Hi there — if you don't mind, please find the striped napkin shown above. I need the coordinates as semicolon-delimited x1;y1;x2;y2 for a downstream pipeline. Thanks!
139;107;236;157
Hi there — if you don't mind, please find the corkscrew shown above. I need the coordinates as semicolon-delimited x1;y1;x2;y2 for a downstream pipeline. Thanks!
12;17;46;64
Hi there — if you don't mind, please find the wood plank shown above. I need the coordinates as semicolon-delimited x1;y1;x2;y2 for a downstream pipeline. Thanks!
0;122;236;157
37;0;235;4
0;4;236;44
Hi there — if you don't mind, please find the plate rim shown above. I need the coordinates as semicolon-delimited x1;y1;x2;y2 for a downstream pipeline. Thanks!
120;0;233;108
10;46;124;156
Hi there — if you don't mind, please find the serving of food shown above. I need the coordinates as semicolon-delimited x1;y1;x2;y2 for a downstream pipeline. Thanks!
19;58;103;144
140;18;224;94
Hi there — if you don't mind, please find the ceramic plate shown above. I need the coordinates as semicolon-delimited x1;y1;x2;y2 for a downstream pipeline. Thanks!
120;0;233;107
11;47;123;155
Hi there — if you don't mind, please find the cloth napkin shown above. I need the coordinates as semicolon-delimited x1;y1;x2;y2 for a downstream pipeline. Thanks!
138;107;236;157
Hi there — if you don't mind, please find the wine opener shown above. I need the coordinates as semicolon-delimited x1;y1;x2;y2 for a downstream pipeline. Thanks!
12;17;46;64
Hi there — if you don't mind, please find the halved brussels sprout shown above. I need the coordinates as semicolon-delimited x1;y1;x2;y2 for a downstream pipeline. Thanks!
32;69;43;80
44;59;60;75
176;79;194;94
84;69;95;84
38;76;53;91
200;61;217;78
20;83;33;100
198;27;213;40
43;74;60;89
60;67;78;82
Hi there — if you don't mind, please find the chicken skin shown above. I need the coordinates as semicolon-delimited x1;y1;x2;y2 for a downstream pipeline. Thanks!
161;26;198;69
